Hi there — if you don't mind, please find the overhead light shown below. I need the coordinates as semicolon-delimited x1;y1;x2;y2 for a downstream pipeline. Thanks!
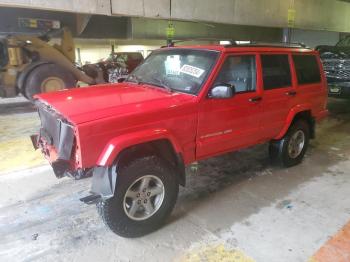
236;41;251;44
220;40;232;45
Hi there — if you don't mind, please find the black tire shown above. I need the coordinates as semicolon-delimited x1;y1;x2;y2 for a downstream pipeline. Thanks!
97;156;179;238
24;63;76;100
269;119;310;167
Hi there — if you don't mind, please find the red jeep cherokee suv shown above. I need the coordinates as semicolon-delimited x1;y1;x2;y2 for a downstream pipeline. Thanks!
32;43;328;237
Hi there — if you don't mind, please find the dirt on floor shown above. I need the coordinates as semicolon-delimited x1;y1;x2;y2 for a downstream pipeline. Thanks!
0;98;350;262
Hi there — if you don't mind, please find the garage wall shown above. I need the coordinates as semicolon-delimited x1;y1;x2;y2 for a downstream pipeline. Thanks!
2;0;350;33
131;18;282;42
75;44;160;64
170;0;288;28
0;0;110;15
291;29;340;48
111;0;169;18
76;46;111;64
111;0;350;33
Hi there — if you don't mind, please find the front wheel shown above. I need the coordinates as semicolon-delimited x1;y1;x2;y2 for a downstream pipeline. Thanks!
97;156;179;238
269;119;310;167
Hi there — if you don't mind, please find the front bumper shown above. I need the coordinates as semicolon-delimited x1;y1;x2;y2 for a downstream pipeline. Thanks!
51;159;71;178
328;82;350;98
31;133;73;178
31;135;70;177
32;100;77;178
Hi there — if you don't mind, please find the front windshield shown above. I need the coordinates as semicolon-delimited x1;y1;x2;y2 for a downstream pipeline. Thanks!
126;48;219;95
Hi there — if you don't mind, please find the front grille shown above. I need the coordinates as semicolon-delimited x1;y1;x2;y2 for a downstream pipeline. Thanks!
322;59;350;80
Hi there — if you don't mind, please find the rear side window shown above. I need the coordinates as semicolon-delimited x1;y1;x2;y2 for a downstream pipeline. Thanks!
293;55;321;84
261;54;291;90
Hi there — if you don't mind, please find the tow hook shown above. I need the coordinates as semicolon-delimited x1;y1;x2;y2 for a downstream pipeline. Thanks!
80;194;101;205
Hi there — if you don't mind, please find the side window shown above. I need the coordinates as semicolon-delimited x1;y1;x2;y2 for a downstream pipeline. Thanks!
293;55;321;84
214;55;256;93
261;54;291;90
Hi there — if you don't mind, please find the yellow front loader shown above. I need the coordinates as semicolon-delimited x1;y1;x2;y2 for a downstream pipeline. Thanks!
0;27;103;100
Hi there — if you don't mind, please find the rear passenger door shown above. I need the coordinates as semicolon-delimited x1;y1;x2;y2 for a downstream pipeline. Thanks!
291;54;325;113
259;54;296;138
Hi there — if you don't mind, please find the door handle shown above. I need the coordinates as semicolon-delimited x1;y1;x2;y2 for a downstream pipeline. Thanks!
249;96;262;102
286;91;297;96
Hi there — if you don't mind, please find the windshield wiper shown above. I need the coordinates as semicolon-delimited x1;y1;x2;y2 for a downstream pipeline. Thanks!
126;74;142;84
126;74;172;92
147;75;173;92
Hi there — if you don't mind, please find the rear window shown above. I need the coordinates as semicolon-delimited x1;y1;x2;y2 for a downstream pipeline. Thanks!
261;54;291;90
293;55;321;84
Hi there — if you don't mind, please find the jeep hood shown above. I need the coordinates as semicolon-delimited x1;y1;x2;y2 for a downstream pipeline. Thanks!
35;83;196;124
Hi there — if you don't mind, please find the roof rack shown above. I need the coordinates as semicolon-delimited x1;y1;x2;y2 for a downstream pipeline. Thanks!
225;41;310;49
162;38;225;48
161;39;311;49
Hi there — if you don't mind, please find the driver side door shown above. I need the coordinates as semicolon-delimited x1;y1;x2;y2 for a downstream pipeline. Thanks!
196;53;264;159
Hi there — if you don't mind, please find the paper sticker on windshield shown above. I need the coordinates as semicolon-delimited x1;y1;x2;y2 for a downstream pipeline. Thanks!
180;65;205;78
165;55;181;75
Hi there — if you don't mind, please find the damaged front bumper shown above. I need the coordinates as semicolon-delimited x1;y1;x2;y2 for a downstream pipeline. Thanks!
32;100;76;178
32;134;71;178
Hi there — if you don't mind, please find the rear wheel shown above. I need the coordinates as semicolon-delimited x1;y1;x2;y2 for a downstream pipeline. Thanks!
269;119;310;167
24;63;76;100
97;156;179;238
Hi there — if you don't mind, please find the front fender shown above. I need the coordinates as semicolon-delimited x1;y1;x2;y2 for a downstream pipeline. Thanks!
96;128;183;167
274;104;312;140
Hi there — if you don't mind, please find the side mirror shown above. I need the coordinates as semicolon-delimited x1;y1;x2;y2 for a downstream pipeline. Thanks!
209;83;235;99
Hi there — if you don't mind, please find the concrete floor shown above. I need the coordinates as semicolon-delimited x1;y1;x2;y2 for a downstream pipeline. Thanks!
0;97;45;173
0;98;350;262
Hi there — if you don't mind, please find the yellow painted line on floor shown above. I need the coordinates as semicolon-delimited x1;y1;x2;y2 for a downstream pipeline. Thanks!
0;137;46;173
179;244;255;262
309;220;350;262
